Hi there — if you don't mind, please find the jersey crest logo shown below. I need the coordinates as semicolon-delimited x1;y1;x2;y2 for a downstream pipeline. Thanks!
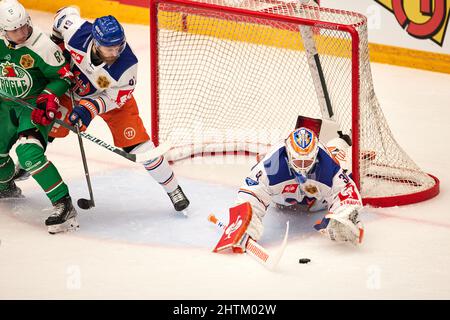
0;62;32;98
73;71;91;96
282;184;299;193
2;62;17;77
304;184;318;195
19;54;34;69
96;75;110;89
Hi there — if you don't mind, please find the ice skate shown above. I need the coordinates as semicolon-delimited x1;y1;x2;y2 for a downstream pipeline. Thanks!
0;181;23;199
45;196;79;234
13;164;30;182
168;186;190;214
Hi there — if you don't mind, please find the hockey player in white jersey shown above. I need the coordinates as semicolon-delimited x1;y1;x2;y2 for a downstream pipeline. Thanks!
50;7;189;212
214;126;364;253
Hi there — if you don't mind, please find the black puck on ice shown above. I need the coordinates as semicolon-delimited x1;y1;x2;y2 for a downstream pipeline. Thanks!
299;258;311;264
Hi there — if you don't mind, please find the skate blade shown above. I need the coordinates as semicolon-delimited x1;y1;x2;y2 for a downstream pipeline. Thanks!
180;209;189;217
14;173;31;182
174;208;189;217
48;217;80;235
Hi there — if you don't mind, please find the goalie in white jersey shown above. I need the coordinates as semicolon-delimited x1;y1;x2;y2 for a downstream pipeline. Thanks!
50;7;189;212
215;125;364;253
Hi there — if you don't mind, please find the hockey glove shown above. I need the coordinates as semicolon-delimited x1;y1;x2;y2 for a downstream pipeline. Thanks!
31;92;60;126
314;207;364;245
213;202;258;254
68;99;99;131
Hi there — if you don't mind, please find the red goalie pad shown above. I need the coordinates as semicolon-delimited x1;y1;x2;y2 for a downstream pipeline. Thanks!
213;202;253;253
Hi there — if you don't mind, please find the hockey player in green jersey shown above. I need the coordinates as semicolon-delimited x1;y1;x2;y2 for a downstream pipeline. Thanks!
0;0;78;234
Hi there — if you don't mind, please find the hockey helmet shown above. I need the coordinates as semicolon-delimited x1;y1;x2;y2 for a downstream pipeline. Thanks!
0;0;32;35
92;15;125;49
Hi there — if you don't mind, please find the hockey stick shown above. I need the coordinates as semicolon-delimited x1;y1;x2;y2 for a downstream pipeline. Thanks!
208;214;289;271
0;90;172;163
296;0;333;120
69;91;95;210
75;123;95;209
293;1;344;143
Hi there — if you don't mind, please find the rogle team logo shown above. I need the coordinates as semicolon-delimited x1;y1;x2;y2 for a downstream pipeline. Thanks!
375;0;449;46
0;62;32;98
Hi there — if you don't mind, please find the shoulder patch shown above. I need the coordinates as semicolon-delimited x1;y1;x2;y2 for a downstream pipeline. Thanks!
96;75;110;89
19;54;34;69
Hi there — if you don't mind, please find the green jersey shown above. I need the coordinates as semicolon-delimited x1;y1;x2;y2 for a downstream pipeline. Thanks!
0;26;70;101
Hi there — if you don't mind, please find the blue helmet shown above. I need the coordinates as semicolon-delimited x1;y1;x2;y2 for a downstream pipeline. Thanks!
92;15;125;47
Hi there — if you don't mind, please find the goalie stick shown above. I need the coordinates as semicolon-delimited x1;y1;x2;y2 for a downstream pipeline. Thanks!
208;214;289;271
0;90;172;163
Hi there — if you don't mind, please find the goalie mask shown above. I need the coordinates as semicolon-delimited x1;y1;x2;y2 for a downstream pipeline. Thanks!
285;127;319;182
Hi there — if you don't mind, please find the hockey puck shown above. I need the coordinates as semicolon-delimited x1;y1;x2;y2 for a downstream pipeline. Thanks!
299;258;311;264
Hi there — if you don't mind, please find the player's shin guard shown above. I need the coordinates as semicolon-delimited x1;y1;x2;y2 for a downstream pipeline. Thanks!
144;156;179;192
144;157;190;211
131;141;190;211
131;141;179;192
16;138;69;203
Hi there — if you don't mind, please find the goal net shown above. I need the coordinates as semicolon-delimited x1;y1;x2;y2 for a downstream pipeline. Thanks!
150;0;439;206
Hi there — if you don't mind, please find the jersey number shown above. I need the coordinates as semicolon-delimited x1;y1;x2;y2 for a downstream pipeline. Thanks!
54;51;63;63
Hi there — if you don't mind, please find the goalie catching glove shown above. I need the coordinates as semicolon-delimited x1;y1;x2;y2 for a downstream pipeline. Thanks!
314;206;364;245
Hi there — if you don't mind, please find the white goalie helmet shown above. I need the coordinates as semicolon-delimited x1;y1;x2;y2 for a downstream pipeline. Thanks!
285;127;319;181
0;0;32;35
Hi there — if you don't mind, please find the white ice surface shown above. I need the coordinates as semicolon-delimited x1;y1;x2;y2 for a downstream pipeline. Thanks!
0;10;449;299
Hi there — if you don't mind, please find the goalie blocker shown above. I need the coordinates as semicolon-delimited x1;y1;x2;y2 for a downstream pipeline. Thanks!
212;202;253;254
210;203;289;270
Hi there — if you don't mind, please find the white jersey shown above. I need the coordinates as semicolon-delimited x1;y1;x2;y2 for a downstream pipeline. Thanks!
53;8;137;113
237;141;363;233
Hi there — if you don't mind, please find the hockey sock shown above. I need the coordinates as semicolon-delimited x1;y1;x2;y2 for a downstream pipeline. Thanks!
0;155;15;191
143;156;179;193
16;141;69;203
